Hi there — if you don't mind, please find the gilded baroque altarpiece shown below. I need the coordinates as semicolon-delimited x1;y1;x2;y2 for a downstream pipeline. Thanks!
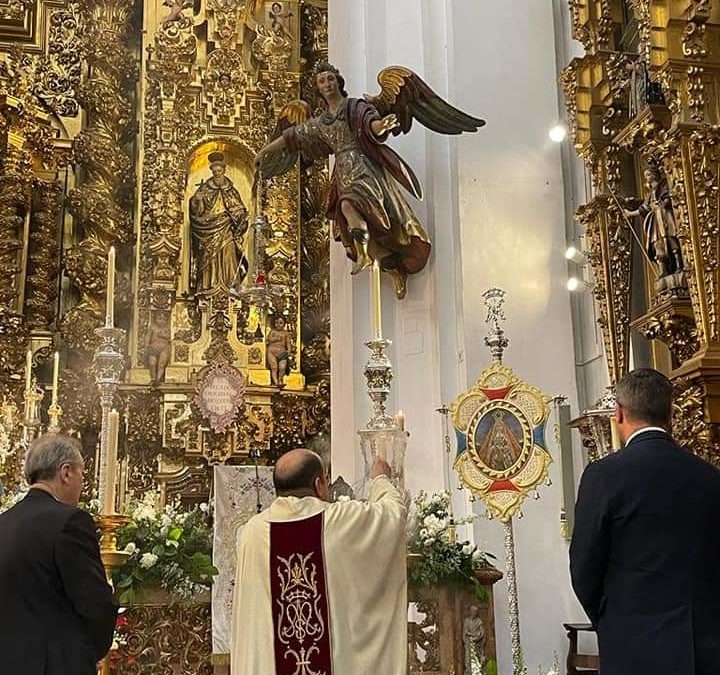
1;0;327;668
563;1;720;464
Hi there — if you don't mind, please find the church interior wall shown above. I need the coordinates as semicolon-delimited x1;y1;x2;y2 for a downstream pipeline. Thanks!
330;0;601;672
452;1;592;671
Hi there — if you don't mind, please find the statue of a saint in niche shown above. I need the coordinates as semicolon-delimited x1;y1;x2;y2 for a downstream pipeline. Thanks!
254;62;485;299
189;151;249;295
266;315;291;386
623;160;684;291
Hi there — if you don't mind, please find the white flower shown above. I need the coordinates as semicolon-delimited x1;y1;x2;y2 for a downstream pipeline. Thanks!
124;542;137;554
199;502;209;512
139;553;158;569
160;525;169;537
423;537;435;547
132;504;155;521
165;539;179;548
160;514;172;528
419;528;429;538
462;543;474;556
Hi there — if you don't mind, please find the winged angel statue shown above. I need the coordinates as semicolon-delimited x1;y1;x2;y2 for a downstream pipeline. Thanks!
254;62;485;299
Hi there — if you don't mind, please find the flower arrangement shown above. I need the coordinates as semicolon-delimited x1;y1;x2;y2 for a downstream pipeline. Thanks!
113;493;218;605
408;491;495;600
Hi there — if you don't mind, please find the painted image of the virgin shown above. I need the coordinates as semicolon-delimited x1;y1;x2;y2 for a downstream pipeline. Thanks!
474;409;524;472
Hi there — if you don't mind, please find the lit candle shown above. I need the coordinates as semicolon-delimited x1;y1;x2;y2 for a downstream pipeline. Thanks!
394;409;405;431
102;409;120;515
51;351;60;406
105;246;116;328
25;349;33;392
371;260;382;340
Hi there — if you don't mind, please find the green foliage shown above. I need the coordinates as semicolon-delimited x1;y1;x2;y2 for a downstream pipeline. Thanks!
113;495;217;605
408;491;495;598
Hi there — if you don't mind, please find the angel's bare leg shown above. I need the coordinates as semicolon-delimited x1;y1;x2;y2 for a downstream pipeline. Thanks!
268;352;279;386
340;199;373;274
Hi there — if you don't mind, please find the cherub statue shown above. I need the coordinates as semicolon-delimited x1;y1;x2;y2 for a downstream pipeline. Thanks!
269;1;292;38
145;311;171;385
266;315;291;386
162;0;192;23
254;62;485;299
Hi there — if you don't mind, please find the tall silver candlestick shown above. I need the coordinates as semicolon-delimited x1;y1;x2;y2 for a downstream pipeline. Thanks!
357;266;408;495
93;326;126;512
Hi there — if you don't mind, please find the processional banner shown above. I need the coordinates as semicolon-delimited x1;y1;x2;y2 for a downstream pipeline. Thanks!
212;465;275;655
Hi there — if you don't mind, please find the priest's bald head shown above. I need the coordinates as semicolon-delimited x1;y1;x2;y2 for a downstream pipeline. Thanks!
273;448;330;501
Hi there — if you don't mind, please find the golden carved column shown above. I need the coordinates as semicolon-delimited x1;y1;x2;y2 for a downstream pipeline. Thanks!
63;0;137;352
0;53;56;392
564;1;720;463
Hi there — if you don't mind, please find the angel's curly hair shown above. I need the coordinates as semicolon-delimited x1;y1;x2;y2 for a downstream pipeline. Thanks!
311;61;348;97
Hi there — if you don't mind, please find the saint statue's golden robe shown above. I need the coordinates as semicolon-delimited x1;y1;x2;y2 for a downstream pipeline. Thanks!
189;153;248;294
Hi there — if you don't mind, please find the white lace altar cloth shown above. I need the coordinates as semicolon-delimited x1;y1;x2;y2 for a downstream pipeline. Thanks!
212;465;275;655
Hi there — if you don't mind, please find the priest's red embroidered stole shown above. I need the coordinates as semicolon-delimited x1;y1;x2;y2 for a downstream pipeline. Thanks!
270;512;332;675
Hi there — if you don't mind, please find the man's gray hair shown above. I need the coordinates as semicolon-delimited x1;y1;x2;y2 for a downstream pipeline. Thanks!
24;434;83;484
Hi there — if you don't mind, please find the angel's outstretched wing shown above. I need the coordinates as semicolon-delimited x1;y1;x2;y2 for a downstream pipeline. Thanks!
365;66;485;136
257;100;313;179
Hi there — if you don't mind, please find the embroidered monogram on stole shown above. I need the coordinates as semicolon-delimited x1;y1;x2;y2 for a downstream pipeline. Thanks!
270;513;332;675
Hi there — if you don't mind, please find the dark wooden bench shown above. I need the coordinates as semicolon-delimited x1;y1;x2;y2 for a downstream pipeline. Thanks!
563;623;600;675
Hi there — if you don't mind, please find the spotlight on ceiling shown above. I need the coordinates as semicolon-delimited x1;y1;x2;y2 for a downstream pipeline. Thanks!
567;276;590;293
549;124;568;143
564;246;587;265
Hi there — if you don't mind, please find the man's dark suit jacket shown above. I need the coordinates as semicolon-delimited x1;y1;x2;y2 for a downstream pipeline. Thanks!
570;429;720;675
0;488;118;675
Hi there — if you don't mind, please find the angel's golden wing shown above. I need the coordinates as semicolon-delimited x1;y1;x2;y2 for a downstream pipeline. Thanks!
365;66;485;136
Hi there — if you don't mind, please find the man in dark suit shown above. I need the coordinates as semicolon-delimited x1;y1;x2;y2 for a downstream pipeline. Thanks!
0;433;118;675
570;368;720;675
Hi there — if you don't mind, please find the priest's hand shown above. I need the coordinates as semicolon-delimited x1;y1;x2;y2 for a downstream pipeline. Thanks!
370;456;392;479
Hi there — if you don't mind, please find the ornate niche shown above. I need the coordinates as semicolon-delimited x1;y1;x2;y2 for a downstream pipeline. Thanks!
120;0;329;495
563;0;720;464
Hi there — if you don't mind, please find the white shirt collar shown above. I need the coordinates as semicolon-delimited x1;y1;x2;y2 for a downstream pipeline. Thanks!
625;426;667;446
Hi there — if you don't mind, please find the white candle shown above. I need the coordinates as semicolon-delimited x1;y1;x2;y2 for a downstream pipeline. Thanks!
105;246;116;328
51;351;60;406
371;260;382;340
102;409;120;515
394;409;405;431
25;349;32;392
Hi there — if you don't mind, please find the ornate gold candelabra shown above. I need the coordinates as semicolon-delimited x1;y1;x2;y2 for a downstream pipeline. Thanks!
22;380;44;443
95;513;131;675
93;326;126;508
47;402;63;434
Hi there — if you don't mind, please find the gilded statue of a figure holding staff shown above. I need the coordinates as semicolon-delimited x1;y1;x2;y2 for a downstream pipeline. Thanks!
254;62;485;298
189;151;249;295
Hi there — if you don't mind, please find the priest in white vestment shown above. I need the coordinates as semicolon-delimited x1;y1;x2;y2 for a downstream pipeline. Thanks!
230;448;408;675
